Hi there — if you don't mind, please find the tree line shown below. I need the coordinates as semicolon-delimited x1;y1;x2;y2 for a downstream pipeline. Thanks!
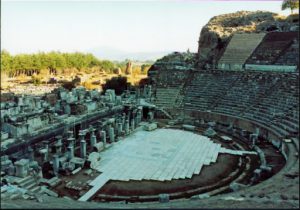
1;50;116;77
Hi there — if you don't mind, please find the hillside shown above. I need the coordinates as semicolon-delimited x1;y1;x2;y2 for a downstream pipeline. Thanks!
197;11;299;68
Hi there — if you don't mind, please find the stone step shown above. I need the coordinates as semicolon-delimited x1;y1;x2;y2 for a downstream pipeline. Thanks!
25;182;37;190
19;177;35;188
30;186;41;193
15;176;32;185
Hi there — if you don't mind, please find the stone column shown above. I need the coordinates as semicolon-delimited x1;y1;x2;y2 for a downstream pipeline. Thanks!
106;124;112;137
100;130;107;148
28;147;34;161
78;132;85;147
90;132;97;148
80;140;87;158
67;137;75;148
55;139;62;155
79;131;85;140
52;155;59;175
117;122;123;136
137;110;142;124
135;114;140;126
122;114;126;127
125;120;130;135
67;145;74;160
109;127;115;142
131;119;135;130
44;145;49;162
67;130;74;139
114;121;118;135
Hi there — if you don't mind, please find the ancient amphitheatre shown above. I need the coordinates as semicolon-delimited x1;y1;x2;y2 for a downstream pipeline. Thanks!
0;2;299;210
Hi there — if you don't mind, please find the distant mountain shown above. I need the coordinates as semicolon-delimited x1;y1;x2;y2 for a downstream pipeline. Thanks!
86;46;172;62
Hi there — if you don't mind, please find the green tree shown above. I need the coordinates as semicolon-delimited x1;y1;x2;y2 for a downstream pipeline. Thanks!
282;0;299;14
1;50;12;74
1;51;121;77
100;60;115;73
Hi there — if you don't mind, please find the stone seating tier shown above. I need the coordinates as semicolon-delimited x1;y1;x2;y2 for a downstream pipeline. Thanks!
218;33;266;65
246;31;298;65
155;69;299;138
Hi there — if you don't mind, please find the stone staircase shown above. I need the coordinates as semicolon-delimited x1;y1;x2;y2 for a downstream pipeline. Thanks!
15;176;43;194
218;33;266;70
154;87;182;109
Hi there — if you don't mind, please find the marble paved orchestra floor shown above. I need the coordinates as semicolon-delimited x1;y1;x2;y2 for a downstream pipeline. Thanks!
79;128;256;201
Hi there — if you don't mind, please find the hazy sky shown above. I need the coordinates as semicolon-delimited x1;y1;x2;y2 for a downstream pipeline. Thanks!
2;0;288;56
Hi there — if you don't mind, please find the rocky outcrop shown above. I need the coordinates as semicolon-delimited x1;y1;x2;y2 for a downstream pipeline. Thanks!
147;51;197;81
154;51;197;70
197;11;299;68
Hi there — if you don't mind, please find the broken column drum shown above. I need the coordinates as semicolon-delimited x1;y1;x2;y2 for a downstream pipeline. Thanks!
15;163;26;178
80;140;87;158
15;160;28;178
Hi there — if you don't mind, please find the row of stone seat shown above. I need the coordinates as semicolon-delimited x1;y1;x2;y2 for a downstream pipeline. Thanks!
154;68;299;139
275;40;299;66
154;87;182;109
246;32;298;65
182;73;235;111
181;71;299;138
